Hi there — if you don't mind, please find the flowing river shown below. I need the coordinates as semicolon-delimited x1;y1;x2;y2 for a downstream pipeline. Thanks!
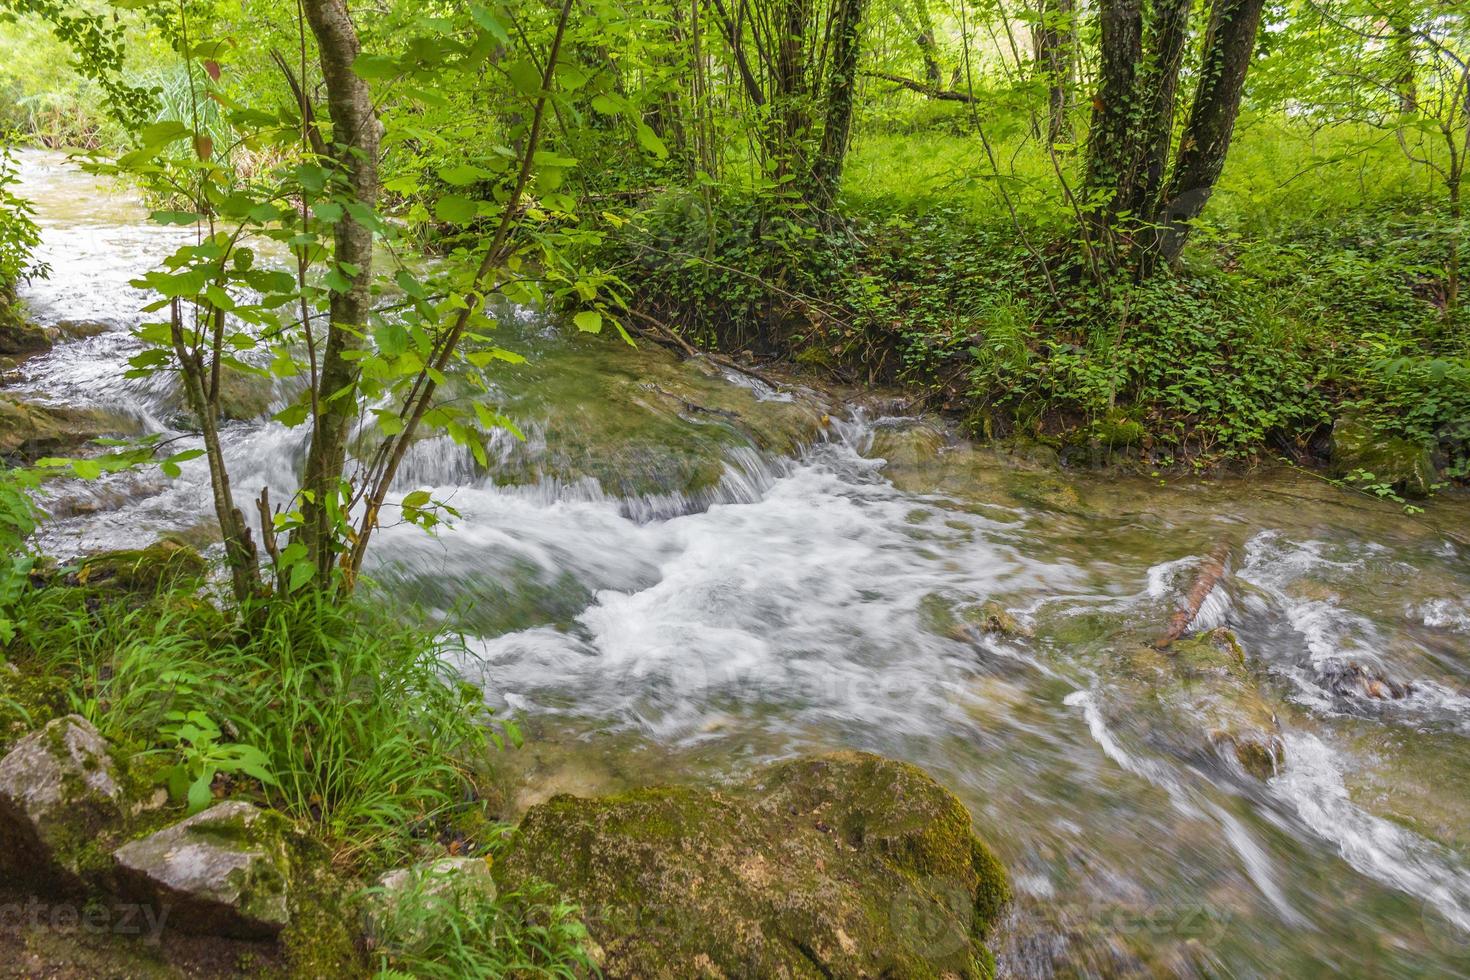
11;151;1470;976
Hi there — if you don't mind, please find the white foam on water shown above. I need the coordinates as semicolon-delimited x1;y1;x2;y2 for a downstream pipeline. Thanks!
1271;732;1470;935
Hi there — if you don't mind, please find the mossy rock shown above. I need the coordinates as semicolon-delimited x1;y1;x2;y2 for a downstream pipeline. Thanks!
1330;413;1437;499
1093;414;1146;450
868;422;949;470
0;395;141;462
0;663;71;755
0;287;50;359
0;715;134;892
1003;471;1084;514
72;538;208;594
495;751;1009;978
113;801;295;939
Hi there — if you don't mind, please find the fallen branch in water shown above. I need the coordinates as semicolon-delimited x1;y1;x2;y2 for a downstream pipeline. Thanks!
623;308;787;391
1155;541;1233;650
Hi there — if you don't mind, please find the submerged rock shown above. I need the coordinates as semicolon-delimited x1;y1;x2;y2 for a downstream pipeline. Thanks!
1126;630;1285;780
1320;661;1412;701
919;592;1029;642
0;394;140;461
113;801;294;939
496;751;1009;978
1330;414;1437;499
1345;729;1470;855
0;715;131;891
868;420;950;469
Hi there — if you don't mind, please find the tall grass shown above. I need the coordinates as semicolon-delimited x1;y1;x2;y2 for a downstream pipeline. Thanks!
13;586;502;865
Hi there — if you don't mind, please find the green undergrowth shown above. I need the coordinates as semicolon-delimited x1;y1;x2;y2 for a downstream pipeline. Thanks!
592;184;1468;475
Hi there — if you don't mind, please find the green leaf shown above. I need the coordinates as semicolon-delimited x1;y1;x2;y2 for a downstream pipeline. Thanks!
288;559;315;593
434;195;478;224
186;774;213;814
573;310;602;333
151;210;201;226
351;53;400;80
138;120;190;149
438;164;492;187
470;4;510;42
507;58;542;97
635;124;669;160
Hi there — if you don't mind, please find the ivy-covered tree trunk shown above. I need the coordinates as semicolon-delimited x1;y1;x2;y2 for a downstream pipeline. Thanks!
1155;0;1266;264
1083;0;1146;246
811;0;867;206
295;0;380;582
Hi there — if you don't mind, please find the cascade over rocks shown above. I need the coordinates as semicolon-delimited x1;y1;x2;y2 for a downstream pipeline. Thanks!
494;751;1010;979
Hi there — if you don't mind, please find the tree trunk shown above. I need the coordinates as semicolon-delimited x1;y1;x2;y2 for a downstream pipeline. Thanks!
1135;0;1193;220
171;302;261;603
911;0;942;88
1155;0;1265;264
811;0;866;205
1393;20;1417;114
1083;0;1145;240
1033;0;1075;143
294;0;380;582
772;0;814;178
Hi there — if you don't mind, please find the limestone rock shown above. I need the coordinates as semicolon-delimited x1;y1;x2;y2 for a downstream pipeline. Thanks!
0;715;130;890
113;801;294;938
0;289;50;359
495;751;1010;979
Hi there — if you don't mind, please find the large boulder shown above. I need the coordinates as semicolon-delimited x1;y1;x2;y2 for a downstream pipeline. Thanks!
495;751;1010;979
0;715;132;891
1330;413;1437;499
112;801;294;939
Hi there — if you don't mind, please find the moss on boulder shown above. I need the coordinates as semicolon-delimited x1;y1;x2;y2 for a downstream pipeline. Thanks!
113;801;295;939
0;715;133;892
1331;413;1437;499
1125;629;1285;780
72;538;207;594
495;751;1009;979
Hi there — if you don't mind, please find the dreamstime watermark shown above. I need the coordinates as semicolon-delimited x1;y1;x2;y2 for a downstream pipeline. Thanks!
0;897;170;940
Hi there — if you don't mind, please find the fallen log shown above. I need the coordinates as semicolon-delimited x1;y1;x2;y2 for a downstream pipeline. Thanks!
1154;541;1233;650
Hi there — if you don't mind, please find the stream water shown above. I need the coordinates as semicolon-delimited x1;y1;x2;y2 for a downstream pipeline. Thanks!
11;150;1470;977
